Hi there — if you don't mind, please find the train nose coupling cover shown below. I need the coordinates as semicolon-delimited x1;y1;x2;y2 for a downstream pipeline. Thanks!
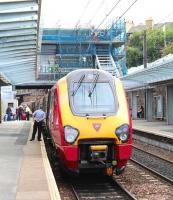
89;145;108;161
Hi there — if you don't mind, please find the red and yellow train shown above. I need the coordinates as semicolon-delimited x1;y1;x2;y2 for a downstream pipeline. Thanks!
46;69;132;176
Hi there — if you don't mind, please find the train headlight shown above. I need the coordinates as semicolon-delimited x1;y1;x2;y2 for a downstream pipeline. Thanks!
64;125;79;144
115;124;130;143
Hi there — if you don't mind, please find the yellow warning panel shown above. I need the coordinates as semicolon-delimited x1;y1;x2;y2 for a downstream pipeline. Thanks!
90;145;108;151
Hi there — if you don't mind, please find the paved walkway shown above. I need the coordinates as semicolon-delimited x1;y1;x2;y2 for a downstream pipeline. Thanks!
0;121;30;200
132;119;173;139
0;121;60;200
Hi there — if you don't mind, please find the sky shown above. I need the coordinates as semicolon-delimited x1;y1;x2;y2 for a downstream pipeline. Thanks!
41;0;173;28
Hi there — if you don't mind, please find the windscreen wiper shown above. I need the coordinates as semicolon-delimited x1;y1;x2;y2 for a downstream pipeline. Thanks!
72;74;85;96
88;73;99;97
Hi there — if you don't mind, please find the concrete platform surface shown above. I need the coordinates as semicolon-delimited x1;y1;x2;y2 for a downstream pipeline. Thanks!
133;120;173;139
0;121;60;200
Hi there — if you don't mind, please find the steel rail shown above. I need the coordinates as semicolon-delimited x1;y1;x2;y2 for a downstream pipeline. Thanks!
112;177;138;200
71;175;137;200
132;145;173;165
131;158;173;185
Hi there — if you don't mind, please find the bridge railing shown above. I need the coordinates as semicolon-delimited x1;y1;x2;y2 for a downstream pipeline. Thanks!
42;21;126;43
38;72;64;81
38;67;84;81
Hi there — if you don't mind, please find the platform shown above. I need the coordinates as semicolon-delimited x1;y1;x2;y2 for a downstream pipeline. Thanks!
0;121;60;200
132;119;173;139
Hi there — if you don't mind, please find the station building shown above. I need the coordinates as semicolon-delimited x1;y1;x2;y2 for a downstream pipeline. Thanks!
38;20;127;80
0;73;12;122
121;54;173;125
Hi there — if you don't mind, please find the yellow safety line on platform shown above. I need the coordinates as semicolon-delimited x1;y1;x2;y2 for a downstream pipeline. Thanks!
41;140;61;200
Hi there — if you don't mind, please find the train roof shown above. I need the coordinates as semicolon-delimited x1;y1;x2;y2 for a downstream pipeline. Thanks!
66;69;115;83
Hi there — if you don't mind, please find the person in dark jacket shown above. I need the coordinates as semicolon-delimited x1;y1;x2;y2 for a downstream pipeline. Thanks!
6;106;12;121
137;105;144;118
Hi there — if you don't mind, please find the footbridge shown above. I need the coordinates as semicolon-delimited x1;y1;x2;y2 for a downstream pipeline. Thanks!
0;0;128;89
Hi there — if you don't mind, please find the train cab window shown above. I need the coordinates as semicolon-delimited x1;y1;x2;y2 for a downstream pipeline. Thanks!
71;82;116;115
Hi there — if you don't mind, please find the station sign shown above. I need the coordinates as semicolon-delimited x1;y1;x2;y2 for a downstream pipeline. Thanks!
1;86;13;100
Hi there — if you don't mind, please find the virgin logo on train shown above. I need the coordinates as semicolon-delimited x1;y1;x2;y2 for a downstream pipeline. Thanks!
92;123;101;131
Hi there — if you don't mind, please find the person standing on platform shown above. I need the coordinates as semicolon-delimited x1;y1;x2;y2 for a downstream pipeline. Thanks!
30;107;45;141
25;105;32;121
17;105;24;120
6;106;12;121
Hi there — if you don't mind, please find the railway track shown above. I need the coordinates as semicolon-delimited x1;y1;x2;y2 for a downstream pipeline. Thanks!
132;146;173;184
132;144;173;164
70;174;137;200
116;160;173;199
45;138;173;199
45;139;136;200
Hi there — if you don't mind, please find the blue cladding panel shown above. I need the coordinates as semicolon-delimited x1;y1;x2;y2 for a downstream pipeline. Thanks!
40;19;127;78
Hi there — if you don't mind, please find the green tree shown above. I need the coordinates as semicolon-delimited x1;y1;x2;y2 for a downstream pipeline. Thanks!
146;28;164;62
126;31;143;67
165;24;173;45
126;47;143;68
161;24;173;56
161;43;173;56
127;31;143;50
126;24;173;68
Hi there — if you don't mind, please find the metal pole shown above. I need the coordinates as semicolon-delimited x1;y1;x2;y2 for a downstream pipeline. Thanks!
0;87;1;123
163;24;167;47
143;30;147;68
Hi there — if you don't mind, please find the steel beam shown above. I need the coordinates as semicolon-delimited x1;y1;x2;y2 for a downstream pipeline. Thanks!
0;45;36;52
0;35;36;42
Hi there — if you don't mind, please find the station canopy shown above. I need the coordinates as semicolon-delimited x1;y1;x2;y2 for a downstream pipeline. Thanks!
0;0;41;85
0;71;11;85
121;54;173;90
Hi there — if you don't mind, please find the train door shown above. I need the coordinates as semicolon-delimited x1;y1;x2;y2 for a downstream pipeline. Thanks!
46;90;51;128
51;88;61;147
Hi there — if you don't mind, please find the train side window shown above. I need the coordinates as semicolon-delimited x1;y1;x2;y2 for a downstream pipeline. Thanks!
49;89;54;126
53;90;59;127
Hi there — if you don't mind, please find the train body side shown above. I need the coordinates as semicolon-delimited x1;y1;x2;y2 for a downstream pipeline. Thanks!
47;69;132;175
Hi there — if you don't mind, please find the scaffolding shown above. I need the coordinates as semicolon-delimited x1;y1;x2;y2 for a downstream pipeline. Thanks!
39;19;127;80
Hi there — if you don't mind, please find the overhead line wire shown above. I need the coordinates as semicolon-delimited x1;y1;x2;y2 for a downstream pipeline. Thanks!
157;11;173;24
87;0;106;26
74;0;92;29
114;0;139;24
155;11;173;29
95;0;122;30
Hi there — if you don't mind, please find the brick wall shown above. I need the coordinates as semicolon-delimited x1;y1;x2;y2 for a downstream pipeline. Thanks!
16;89;48;112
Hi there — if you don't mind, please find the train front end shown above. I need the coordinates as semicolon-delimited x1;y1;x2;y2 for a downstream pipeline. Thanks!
56;69;132;176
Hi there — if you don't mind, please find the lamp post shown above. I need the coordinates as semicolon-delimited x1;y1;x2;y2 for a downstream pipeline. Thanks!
0;87;1;123
143;30;147;68
163;24;167;47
